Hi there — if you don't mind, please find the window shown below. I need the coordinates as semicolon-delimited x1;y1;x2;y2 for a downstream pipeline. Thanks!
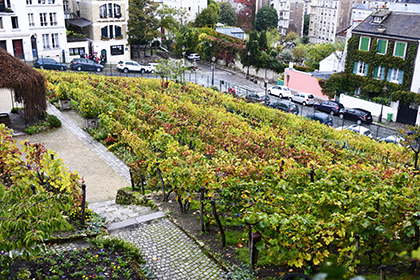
101;26;108;38
47;0;55;4
69;47;85;55
373;16;382;23
49;12;57;25
353;61;368;76
26;0;32;4
373;65;385;80
100;4;107;18
386;68;404;84
42;34;50;48
28;13;34;27
295;2;298;9
114;4;121;18
377;39;387;54
108;3;113;17
11;17;18;29
38;0;45;4
0;17;3;29
63;0;69;11
359;37;370;51
40;13;47;26
110;45;124;55
101;25;121;39
394;42;406;58
51;33;58;48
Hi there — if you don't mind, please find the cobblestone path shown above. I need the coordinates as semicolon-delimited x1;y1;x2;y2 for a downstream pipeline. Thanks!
112;218;226;280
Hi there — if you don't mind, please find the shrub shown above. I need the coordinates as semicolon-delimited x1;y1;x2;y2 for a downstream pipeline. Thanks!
79;96;98;118
47;115;62;128
11;107;24;114
69;207;93;221
24;126;39;135
57;83;70;100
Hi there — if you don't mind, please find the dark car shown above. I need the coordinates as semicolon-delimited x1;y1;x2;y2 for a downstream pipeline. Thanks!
305;112;333;126
314;100;344;116
339;108;373;124
245;93;263;104
34;58;67;71
70;58;104;72
269;100;299;115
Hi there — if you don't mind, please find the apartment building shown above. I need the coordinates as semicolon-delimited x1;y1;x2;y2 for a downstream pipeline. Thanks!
309;0;364;44
269;0;290;36
0;0;67;61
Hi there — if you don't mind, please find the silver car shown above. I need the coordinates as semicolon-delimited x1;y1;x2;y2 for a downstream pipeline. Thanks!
268;85;292;99
290;92;315;106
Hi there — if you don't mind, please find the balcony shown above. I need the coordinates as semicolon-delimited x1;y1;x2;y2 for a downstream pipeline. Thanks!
0;4;15;14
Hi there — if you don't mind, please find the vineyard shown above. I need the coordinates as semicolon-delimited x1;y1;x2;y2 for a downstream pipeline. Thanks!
43;71;419;274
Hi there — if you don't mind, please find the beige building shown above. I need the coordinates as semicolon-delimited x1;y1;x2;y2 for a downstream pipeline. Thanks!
65;0;130;63
308;0;363;44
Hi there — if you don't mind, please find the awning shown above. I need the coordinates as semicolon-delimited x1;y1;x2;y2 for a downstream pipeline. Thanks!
68;18;92;28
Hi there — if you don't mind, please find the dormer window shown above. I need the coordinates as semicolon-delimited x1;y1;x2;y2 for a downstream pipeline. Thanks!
373;16;382;23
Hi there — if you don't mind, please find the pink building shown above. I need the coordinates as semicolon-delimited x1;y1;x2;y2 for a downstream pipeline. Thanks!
284;68;329;100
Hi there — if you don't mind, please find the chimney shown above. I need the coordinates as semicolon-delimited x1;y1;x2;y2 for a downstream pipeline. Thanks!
378;24;386;33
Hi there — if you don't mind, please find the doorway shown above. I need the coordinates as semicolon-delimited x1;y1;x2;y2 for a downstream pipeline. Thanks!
12;39;23;59
31;35;38;60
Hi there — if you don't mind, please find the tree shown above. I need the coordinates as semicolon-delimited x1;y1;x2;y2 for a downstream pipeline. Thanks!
219;1;237;26
195;7;218;28
208;0;220;17
281;49;293;61
234;0;256;31
400;125;420;170
285;31;299;42
292;43;307;63
255;5;278;31
266;27;281;48
300;35;310;44
127;0;160;58
305;42;336;69
303;14;310;35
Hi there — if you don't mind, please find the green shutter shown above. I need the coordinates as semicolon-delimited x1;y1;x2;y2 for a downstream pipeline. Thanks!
360;37;369;51
394;42;406;57
380;67;385;80
398;70;404;84
377;40;386;54
364;63;368;76
373;66;378;78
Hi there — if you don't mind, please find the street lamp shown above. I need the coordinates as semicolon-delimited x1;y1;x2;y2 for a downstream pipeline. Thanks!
209;42;212;62
246;51;251;80
182;45;186;81
211;56;215;86
378;86;387;123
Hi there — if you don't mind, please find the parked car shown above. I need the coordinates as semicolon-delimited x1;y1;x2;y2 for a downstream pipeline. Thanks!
116;60;148;73
268;85;292;99
336;124;373;138
377;135;403;146
314;100;344;116
269;100;299;115
187;53;200;61
305;112;333;126
245;93;263;104
70;58;104;72
34;58;67;71
290;92;315;106
339;108;373;124
146;63;158;73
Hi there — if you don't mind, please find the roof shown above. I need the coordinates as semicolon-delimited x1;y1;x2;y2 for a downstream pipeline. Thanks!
353;10;420;40
68;18;93;28
0;48;47;123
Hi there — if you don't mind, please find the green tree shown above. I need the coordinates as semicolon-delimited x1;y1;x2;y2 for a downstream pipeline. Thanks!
266;27;281;48
281;49;293;61
195;7;218;28
303;14;310;35
292;43;307;62
219;1;237;26
400;125;420;169
305;42;336;69
127;0;160;57
255;5;278;31
300;35;310;44
285;31;299;42
208;0;220;17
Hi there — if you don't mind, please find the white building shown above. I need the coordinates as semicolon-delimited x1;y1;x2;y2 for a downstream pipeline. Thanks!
270;0;290;36
0;0;67;61
155;0;207;22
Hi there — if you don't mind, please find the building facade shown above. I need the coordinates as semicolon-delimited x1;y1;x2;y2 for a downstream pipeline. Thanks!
347;8;420;125
0;0;67;61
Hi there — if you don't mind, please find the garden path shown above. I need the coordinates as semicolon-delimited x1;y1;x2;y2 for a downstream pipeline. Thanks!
30;104;227;279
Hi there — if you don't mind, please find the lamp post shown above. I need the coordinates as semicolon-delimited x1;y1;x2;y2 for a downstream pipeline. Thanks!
209;42;212;62
246;51;251;80
182;45;185;82
286;71;290;87
378;86;387;123
211;56;215;86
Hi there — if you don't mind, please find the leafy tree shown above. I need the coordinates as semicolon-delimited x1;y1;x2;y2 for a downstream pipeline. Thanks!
208;0;220;17
292;43;307;62
300;35;310;44
234;0;256;31
255;5;278;31
305;42;336;69
175;25;200;55
195;7;218;28
303;14;310;35
281;49;293;61
127;0;160;57
285;31;299;42
400;125;420;170
219;1;237;26
266;27;281;48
